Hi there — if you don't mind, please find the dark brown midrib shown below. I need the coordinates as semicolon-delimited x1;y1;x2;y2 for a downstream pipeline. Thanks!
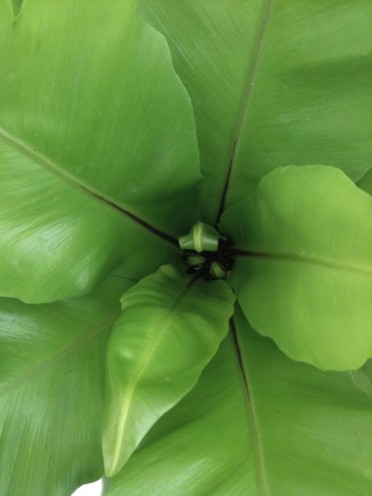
82;188;179;246
0;128;179;247
215;0;273;225
230;318;269;495
230;318;250;391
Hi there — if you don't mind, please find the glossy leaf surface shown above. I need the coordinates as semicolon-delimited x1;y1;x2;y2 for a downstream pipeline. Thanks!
0;269;133;496
1;1;370;493
0;0;200;301
141;0;372;222
0;141;177;303
103;265;235;476
221;166;372;370
0;139;179;303
103;309;372;496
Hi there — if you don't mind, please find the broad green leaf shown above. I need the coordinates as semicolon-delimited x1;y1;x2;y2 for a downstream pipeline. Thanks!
221;165;372;370
140;0;372;222
0;141;178;303
102;309;372;496
0;268;134;496
103;265;235;476
0;0;201;300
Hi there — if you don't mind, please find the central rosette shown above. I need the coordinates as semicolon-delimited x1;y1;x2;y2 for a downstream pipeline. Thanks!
178;222;234;280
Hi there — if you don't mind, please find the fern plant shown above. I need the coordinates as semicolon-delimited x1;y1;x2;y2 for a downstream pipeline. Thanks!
0;1;371;495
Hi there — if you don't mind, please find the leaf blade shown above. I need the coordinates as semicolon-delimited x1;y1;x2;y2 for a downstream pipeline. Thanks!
102;265;235;476
221;165;372;370
0;139;181;303
102;311;372;496
0;0;201;238
0;270;133;496
141;0;372;221
0;0;201;302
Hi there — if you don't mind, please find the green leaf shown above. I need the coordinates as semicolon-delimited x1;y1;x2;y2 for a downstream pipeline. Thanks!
0;142;178;303
0;0;201;301
221;165;372;370
357;167;372;195
0;0;12;32
140;0;372;222
102;265;235;476
102;309;372;496
0;268;134;496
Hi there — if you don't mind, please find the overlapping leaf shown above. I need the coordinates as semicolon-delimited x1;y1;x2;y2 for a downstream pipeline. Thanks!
102;265;235;476
102;309;372;496
0;0;201;302
0;268;133;496
141;0;372;222
0;142;177;303
1;1;371;494
221;165;372;370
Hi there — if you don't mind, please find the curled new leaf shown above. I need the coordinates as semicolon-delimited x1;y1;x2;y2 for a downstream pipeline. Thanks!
102;265;235;476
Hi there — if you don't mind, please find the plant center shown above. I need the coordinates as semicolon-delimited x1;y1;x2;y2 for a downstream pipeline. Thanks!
178;222;234;280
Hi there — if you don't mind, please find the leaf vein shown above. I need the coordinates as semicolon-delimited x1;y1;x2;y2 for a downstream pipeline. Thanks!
0;314;118;397
0;128;178;246
215;0;273;223
109;275;198;471
230;318;269;496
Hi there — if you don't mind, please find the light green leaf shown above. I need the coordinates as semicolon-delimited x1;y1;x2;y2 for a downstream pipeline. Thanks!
0;0;201;301
102;265;235;477
0;268;134;496
221;165;372;370
0;142;178;303
102;309;372;496
141;0;372;222
0;0;12;33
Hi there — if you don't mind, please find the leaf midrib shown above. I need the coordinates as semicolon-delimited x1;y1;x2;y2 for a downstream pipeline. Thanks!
110;275;198;472
230;318;269;496
0;313;119;397
0;127;178;246
234;249;372;277
215;0;273;224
